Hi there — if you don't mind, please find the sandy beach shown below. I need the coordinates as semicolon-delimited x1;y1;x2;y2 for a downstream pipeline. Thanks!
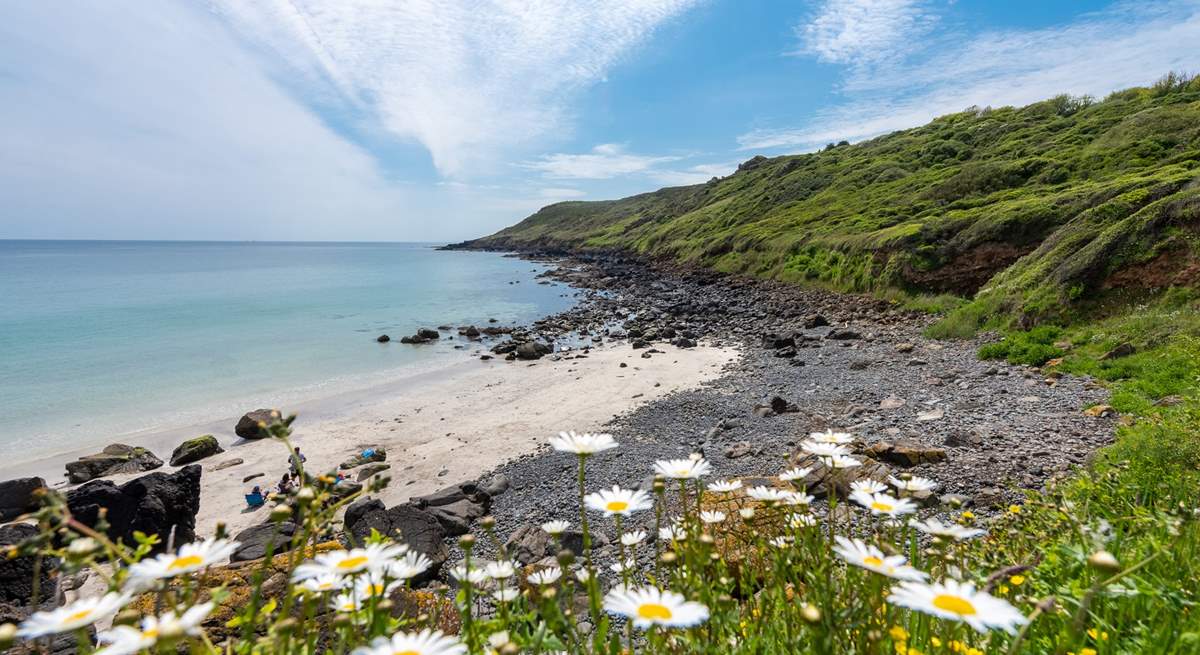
3;342;737;539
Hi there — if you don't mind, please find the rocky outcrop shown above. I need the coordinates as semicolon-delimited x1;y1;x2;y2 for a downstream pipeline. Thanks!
0;523;53;604
235;409;281;439
343;501;446;586
169;435;224;466
864;440;948;467
411;481;493;536
400;328;441;344
0;477;45;522
230;522;297;562
65;444;163;483
66;464;201;552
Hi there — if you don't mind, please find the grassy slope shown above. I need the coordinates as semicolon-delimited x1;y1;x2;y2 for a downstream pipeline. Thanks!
466;75;1200;650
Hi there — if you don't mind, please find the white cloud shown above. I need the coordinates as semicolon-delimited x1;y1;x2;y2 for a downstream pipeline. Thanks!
538;187;588;200
795;0;936;66
524;144;682;179
649;161;739;186
212;0;699;177
745;1;1200;151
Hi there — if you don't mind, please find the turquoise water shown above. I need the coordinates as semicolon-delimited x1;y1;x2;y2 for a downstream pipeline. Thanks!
0;241;575;462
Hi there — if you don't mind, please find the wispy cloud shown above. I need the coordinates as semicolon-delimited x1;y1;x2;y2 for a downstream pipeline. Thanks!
524;144;683;179
538;187;588;200
649;161;738;186
794;0;936;66
745;1;1200;151
212;0;699;177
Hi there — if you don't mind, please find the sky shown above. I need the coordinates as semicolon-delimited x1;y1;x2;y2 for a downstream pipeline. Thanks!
1;0;1198;242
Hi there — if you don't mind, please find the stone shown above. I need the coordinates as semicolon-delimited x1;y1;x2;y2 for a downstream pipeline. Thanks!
944;431;984;448
376;334;390;343
339;447;387;470
169;435;224;467
864;440;947;467
356;463;391;481
0;523;54;604
895;343;915;353
826;328;861;340
788;453;890;498
504;523;551;565
411;481;491;535
724;441;753;459
761;333;795;349
802;314;829;329
879;396;906;410
344;503;447;585
480;474;511;497
0;477;45;522
916;407;945;422
66;444;163;483
231;522;298;562
516;342;546;360
211;458;244;471
974;487;1005;508
1100;342;1135;360
235;409;281;439
1083;404;1116;417
66;465;201;553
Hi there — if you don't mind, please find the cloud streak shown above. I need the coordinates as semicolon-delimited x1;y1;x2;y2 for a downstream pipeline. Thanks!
794;0;936;66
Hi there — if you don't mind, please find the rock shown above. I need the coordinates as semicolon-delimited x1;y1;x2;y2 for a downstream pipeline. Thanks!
516;342;546;360
344;503;447;585
802;314;829;329
1;600;88;655
725;442;754;459
1100;342;1135;360
0;523;53;604
1154;395;1184;407
864;440;947;467
356;463;391;481
944;431;984;448
417;328;440;340
169;435;223;467
849;359;872;370
242;473;264;483
788;453;890;498
974;487;1005;508
774;346;797;358
463;326;481;338
343;497;384;529
330;480;363;498
211;458;244;471
0;477;45;522
761;333;795;349
671;337;697;348
66;444;163;483
504;523;551;565
231;522;297;562
879;396;906;410
66;464;201;553
339;447;387;470
895;343;915;353
480;474;511;497
916;407;945;421
1083;404;1116;417
411;481;491;535
376;334;391;343
235;409;281;439
907;358;927;366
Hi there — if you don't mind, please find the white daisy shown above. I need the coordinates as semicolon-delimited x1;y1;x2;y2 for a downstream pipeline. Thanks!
621;530;648;546
827;454;863;469
603;587;709;629
94;602;213;655
609;558;638;574
292;543;407;581
330;591;366;613
801;442;849;458
784;491;815;506
386;551;433;581
493;588;520;603
707;479;743;493
351;629;466;655
354;573;402;599
541;520;570;535
789;514;818;528
809;429;854;444
574;568;593;584
550;431;618;455
659;525;686;541
911;519;985;541
738;507;756;519
850;479;888;495
849;491;919;518
485;561;516;580
448;565;488;586
699;510;726;524
299;574;345;593
780;466;813;482
745;486;791;503
833;536;927;581
527;567;562;586
127;539;239;582
653;457;712;480
768;536;793;548
584;486;653;516
889;475;939;493
18;593;130;638
888;579;1027;634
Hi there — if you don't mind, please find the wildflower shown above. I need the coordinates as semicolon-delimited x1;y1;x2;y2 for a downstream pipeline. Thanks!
827;454;862;469
768;536;793;548
1008;504;1022;514
493;588;519;603
809;429;854;444
1009;575;1026;586
351;629;466;655
888;579;1027;634
584;486;653;516
485;561;516;580
889;625;909;642
603;587;710;629
448;565;488;586
331;591;366;613
550;431;618;455
574;569;593;584
850;491;918;518
354;574;402;599
127;539;239;582
708;479;743;493
738;507;756;519
1087;550;1121;572
745;486;790;503
292;543;407;581
609;558;638;574
527;567;562;586
94;602;213;655
541;520;570;535
910;519;985;541
621;530;648;546
653;457;712;480
850;479;888;495
889;475;938;493
780;466;813;482
700;510;726;524
784;491;814;506
833;537;927;581
387;551;433;581
789;514;818;528
801;442;849;458
299;574;345;593
18;593;129;638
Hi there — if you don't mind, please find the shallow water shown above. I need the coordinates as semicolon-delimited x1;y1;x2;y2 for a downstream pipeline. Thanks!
0;241;574;463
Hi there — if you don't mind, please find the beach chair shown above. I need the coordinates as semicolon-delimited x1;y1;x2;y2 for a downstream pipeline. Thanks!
245;491;266;508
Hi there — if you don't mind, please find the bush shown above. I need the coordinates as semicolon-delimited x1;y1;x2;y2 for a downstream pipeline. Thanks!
978;326;1065;365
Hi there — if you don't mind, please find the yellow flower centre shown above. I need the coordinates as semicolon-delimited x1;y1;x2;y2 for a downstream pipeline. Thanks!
606;501;629;512
392;651;421;655
65;609;93;623
637;603;674;621
870;501;894;512
932;594;977;616
142;628;159;639
862;556;884;567
336;556;370;570
167;554;205;570
676;469;691;477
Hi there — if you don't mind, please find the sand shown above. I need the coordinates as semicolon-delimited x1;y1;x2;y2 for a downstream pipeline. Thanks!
4;342;738;539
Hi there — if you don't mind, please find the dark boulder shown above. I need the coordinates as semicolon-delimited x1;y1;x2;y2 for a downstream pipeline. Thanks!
344;503;447;585
864;440;948;467
235;409;281;440
66;444;163;483
803;314;830;329
66;464;201;552
230;522;297;562
411;481;491;535
826;328;862;340
1101;342;1135;360
0;523;53;604
376;334;391;343
762;333;795;349
169;435;224;467
416;328;440;340
0;477;45;522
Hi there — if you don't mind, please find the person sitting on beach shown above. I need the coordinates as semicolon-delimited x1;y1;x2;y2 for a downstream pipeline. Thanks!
276;472;296;496
245;485;268;508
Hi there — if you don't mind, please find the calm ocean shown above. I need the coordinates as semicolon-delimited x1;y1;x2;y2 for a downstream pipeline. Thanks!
0;241;575;463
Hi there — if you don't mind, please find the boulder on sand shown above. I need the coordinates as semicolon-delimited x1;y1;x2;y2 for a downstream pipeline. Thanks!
65;444;163;483
169;435;224;467
231;522;297;562
344;502;447;585
0;476;45;522
0;523;54;604
66;464;202;553
235;409;281;439
411;481;492;536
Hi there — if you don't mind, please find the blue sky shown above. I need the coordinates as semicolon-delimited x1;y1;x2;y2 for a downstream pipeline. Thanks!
1;0;1198;242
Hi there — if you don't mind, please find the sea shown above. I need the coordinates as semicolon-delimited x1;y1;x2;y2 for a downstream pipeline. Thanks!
0;240;576;464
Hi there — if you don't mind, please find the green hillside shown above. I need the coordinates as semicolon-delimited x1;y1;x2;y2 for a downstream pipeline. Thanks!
465;74;1200;333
